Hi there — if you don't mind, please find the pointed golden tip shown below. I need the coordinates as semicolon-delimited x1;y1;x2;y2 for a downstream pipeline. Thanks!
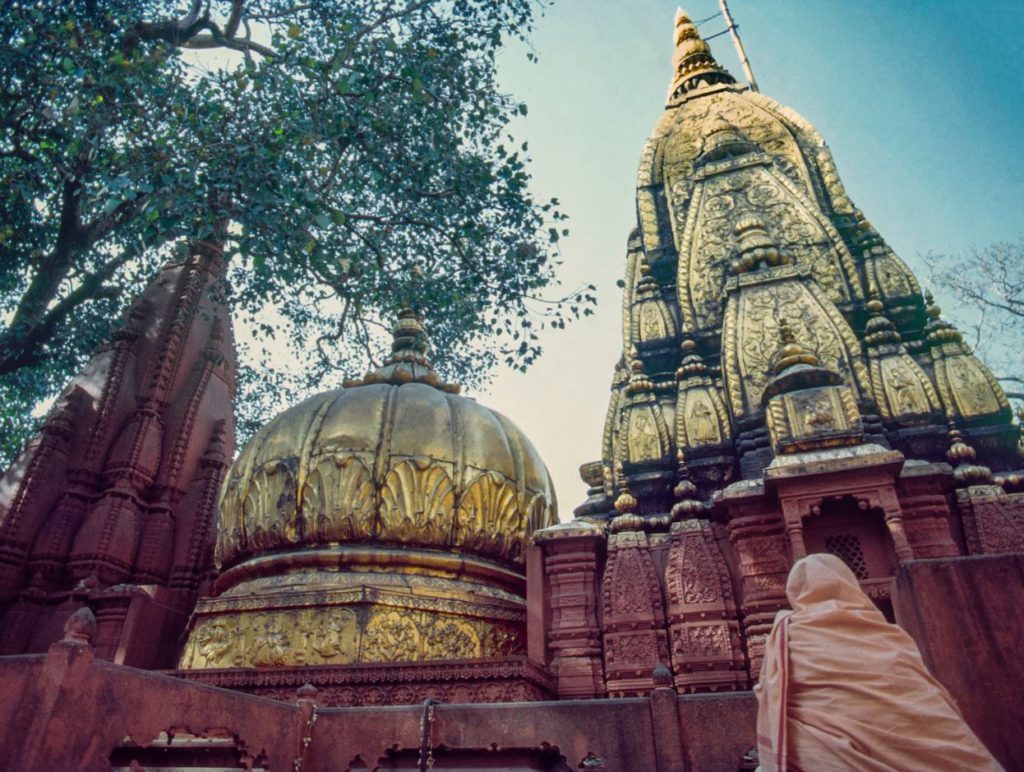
673;7;701;45
667;5;735;101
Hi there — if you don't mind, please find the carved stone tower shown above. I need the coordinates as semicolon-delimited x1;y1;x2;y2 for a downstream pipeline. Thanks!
542;9;1024;695
0;242;236;668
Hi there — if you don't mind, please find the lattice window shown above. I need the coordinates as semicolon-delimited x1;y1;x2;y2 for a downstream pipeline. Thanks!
824;533;869;580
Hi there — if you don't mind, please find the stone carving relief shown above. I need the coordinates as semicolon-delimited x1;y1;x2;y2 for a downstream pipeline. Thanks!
665;519;747;692
601;530;670;695
933;354;1008;421
870;355;940;424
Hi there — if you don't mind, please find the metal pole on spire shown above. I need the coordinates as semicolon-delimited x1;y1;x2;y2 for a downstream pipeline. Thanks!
718;0;759;92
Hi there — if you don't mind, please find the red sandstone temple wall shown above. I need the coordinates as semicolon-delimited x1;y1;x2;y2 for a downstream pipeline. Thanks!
894;554;1024;770
0;632;758;771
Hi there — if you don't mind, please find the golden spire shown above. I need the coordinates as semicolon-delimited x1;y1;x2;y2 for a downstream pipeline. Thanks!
668;8;736;102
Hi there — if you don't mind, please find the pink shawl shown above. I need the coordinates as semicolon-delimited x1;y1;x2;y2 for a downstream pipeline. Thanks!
754;554;1002;771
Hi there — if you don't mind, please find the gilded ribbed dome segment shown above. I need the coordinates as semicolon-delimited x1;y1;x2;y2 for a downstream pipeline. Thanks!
215;313;557;571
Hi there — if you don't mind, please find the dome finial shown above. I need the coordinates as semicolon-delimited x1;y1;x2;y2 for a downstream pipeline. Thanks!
668;8;735;102
346;309;460;393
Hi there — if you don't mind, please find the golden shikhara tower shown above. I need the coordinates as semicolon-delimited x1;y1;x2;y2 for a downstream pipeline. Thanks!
577;10;1017;520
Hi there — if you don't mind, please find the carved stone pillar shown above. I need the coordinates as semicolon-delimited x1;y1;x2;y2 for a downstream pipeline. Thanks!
535;521;606;698
665;519;747;692
719;481;789;679
780;499;807;560
601;528;670;696
896;463;960;558
878;486;914;562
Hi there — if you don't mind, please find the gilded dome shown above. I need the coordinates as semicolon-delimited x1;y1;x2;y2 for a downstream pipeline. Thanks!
182;312;557;671
215;311;557;572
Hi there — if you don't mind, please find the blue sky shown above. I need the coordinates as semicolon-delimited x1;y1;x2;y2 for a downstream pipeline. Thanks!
481;1;1024;516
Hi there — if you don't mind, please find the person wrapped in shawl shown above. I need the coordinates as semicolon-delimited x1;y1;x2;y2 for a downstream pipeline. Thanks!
754;553;1002;771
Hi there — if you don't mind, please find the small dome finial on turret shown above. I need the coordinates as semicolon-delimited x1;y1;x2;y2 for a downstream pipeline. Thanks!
611;486;643;532
772;319;821;374
730;215;790;274
668;8;736;102
863;289;902;348
947;421;992;487
922;289;964;346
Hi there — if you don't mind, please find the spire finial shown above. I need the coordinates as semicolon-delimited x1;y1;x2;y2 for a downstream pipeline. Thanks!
668;8;735;102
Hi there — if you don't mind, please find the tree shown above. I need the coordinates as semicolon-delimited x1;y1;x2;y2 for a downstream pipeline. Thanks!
927;237;1024;405
0;0;592;464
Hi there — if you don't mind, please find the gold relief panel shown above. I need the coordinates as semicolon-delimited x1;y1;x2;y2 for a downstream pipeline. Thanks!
637;188;662;255
655;90;814;199
422;618;480;660
638;302;669;343
454;471;521;559
379;457;456;545
180;604;523;670
867;246;920;303
215;472;244;568
300;453;376;543
677;167;856;335
362;609;422;662
307;608;360;661
602;385;623;481
523;493;553;546
620;247;640;349
624;405;671;466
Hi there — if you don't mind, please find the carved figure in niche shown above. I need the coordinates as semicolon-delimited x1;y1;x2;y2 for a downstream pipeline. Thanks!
309;609;356;662
806;404;835;430
628;411;661;461
949;360;997;416
687;397;718;444
640;304;664;340
193;618;236;667
889;367;924;415
251;615;291;667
